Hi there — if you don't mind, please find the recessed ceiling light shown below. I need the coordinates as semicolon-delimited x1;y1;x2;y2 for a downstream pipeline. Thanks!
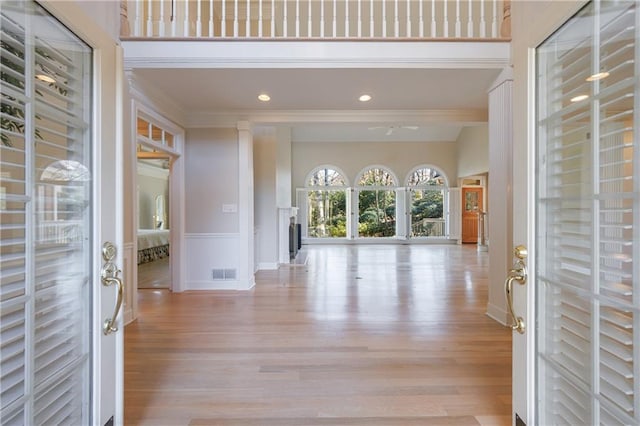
35;74;56;84
359;94;372;102
258;93;271;102
570;94;589;103
586;71;610;82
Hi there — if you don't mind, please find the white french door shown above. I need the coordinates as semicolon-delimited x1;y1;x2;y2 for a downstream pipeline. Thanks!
0;1;122;425
512;1;640;424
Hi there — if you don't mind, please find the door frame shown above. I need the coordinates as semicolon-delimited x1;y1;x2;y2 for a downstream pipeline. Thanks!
511;1;589;424
129;101;186;300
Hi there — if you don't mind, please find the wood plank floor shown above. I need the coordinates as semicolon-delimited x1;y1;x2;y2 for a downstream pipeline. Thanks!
124;244;512;426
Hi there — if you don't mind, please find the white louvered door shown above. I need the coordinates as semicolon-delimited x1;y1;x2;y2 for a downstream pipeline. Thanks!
1;1;122;425
535;1;640;424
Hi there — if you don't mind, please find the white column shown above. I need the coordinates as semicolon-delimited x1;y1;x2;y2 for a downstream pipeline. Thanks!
237;121;255;289
486;67;513;325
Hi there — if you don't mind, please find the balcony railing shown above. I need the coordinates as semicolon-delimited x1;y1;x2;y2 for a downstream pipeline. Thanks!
121;0;510;39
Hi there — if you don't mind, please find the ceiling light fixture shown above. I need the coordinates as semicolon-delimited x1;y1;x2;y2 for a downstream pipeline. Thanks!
570;94;589;102
258;93;271;102
35;74;56;84
359;94;372;102
586;71;610;82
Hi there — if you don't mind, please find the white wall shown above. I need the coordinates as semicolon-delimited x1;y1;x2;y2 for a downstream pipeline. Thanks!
73;1;121;41
185;128;239;233
254;128;279;269
292;141;458;189
456;124;489;178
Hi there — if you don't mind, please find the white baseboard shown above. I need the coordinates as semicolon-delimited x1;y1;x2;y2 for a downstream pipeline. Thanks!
186;279;255;291
258;262;279;270
486;302;509;326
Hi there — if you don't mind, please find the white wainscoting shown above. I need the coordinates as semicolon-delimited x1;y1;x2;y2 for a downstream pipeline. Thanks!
122;242;136;325
185;233;252;290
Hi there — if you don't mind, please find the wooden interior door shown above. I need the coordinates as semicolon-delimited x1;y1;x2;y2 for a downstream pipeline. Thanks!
461;187;483;243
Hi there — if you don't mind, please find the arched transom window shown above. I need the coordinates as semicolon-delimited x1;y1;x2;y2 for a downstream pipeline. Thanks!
407;166;447;187
357;167;396;186
306;166;347;187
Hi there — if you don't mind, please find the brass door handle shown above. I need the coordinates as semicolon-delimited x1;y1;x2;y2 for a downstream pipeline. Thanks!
101;242;124;335
505;245;527;334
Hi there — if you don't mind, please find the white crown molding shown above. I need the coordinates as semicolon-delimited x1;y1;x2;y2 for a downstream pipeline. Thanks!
185;108;488;128
122;40;510;69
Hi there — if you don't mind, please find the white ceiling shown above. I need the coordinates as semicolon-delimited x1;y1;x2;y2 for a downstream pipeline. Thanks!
133;67;502;142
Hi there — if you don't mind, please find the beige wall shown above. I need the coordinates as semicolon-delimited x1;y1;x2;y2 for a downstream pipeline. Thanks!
292;141;458;189
185;128;239;233
457;124;489;178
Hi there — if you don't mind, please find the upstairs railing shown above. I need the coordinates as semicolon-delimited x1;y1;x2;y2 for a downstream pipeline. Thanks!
121;0;510;39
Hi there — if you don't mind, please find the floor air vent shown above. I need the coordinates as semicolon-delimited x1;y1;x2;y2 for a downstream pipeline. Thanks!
212;268;237;280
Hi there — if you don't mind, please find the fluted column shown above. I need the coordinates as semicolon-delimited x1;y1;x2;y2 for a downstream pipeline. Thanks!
486;67;513;325
237;121;255;289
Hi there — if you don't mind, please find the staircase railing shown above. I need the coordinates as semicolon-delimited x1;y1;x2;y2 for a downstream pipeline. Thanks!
121;0;511;39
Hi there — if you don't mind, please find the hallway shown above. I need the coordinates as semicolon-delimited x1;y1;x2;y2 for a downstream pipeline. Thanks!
124;244;511;425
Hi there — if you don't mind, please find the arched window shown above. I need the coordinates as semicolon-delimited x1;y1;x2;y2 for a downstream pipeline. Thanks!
357;166;397;187
406;166;447;187
305;166;348;238
356;166;398;237
406;166;448;238
306;166;348;187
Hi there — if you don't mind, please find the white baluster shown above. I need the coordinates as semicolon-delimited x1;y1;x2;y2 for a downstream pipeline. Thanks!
209;0;214;36
467;0;473;37
308;0;312;36
296;0;300;37
406;0;411;37
183;0;190;36
345;0;349;37
455;0;460;37
332;0;336;37
135;0;142;36
197;0;202;36
171;0;177;36
159;0;165;36
271;0;275;37
419;0;424;37
146;0;153;36
491;0;497;37
283;0;288;37
430;0;436;37
247;0;251;36
222;0;227;36
370;0;374;37
357;0;362;37
394;0;399;37
480;0;486;37
259;0;263;37
233;0;238;37
443;0;448;37
320;0;325;37
382;0;386;37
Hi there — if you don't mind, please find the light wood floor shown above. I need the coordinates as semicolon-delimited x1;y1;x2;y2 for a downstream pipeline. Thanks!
137;257;171;289
125;244;511;426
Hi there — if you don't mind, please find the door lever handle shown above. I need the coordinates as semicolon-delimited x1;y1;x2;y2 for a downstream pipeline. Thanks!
505;245;527;334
